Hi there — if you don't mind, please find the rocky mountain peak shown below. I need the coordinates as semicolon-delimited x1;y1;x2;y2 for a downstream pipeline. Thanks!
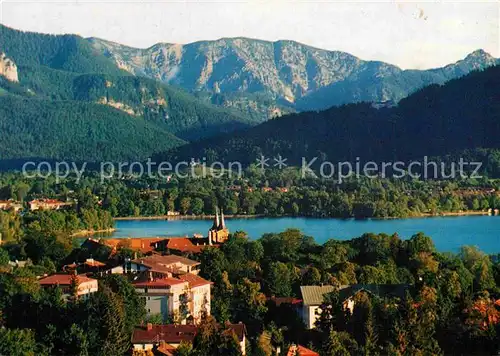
461;49;497;66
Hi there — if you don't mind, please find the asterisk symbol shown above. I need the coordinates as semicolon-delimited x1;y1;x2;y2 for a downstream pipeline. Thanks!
274;155;288;169
256;155;269;173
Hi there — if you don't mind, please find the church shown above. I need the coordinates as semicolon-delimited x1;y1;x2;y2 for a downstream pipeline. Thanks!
207;207;230;244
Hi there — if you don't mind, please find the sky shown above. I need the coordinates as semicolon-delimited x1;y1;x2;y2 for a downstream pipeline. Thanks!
0;0;498;70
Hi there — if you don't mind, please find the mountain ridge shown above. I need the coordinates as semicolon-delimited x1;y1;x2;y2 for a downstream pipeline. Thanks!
89;35;499;117
156;64;500;170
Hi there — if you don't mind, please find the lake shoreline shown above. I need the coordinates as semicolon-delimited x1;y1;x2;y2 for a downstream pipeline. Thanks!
112;209;494;222
113;214;266;221
107;213;500;253
71;228;117;237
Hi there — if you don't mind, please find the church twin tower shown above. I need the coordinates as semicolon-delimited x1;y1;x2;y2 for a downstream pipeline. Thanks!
208;207;230;244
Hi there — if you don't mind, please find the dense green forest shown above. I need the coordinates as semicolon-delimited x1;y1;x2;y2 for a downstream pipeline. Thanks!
0;170;498;226
0;95;185;162
0;24;125;75
10;66;254;140
0;24;256;163
159;65;500;171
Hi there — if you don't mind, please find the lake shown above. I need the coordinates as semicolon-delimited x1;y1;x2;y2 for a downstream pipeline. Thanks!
106;215;500;254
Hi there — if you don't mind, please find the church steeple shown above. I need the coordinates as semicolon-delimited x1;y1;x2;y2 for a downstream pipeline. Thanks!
218;209;226;230
211;207;220;230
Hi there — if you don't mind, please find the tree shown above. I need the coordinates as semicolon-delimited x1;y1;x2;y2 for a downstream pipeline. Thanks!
60;324;89;356
180;197;191;215
320;240;348;269
266;262;295;297
86;285;129;356
191;315;242;355
0;327;38;356
191;198;204;215
101;274;146;333
322;329;358;356
233;278;267;334
174;341;193;356
303;267;322;285
0;248;9;266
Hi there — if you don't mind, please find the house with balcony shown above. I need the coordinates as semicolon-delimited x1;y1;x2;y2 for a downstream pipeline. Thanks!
131;265;212;324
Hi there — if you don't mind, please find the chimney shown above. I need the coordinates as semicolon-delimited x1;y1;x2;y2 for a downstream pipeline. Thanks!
146;323;153;331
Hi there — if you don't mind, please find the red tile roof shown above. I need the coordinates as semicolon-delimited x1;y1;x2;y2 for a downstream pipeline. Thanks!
103;237;166;254
287;345;319;356
165;238;203;254
268;297;303;306
39;274;96;286
132;278;186;288
132;323;245;344
177;273;212;288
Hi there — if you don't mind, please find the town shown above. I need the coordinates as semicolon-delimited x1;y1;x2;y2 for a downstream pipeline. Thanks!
1;3;500;353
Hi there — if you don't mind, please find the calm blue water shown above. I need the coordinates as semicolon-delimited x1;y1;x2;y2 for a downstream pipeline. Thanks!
108;216;500;253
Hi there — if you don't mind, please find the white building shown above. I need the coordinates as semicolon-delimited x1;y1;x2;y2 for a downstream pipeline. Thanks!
133;273;212;324
300;285;336;329
300;284;410;329
39;274;98;300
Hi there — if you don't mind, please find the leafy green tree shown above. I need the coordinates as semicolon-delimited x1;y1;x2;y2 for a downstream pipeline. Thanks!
322;329;358;356
233;278;267;334
0;327;38;356
266;262;296;297
60;324;89;356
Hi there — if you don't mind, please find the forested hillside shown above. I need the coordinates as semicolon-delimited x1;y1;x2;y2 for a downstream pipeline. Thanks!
7;66;254;140
0;24;125;75
0;24;258;163
159;65;500;168
0;95;185;162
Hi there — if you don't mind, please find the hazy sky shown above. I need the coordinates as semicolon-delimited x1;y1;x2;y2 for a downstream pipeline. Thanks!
1;0;498;69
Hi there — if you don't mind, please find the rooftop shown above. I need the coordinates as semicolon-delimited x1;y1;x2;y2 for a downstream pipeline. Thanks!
300;285;337;306
132;323;246;344
103;237;167;254
268;296;302;306
39;274;96;286
177;273;212;288
300;284;411;306
287;344;319;356
132;278;187;288
164;238;203;254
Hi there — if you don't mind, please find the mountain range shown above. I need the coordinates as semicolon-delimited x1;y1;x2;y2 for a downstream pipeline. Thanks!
158;65;500;173
0;23;499;164
90;37;499;118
